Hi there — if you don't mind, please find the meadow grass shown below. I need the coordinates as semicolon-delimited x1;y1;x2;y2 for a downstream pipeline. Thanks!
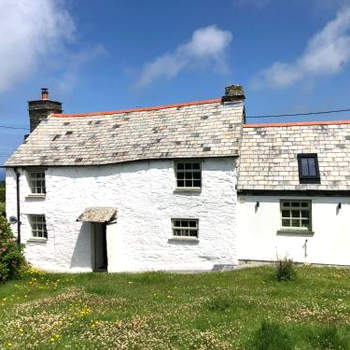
1;265;350;349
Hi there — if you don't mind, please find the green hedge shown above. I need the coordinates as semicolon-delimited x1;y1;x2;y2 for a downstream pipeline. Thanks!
0;215;26;281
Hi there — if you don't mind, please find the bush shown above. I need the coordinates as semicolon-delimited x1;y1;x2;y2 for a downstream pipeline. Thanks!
0;215;26;281
251;320;294;350
276;258;296;282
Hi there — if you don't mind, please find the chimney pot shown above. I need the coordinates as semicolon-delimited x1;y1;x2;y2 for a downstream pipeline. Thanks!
41;88;49;100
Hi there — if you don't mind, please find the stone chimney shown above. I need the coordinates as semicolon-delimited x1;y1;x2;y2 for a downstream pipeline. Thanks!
222;85;245;102
28;88;62;132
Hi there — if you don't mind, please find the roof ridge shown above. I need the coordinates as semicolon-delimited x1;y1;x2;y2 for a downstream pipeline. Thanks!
243;120;350;128
52;97;222;118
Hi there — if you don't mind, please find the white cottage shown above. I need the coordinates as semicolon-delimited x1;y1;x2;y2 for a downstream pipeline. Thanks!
237;121;350;266
5;86;245;272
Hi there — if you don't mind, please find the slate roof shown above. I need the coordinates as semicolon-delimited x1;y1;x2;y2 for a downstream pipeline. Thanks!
238;120;350;192
5;98;244;167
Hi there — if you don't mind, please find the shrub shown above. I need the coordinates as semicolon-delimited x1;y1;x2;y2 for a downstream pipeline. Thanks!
0;215;26;281
276;258;296;282
251;320;294;350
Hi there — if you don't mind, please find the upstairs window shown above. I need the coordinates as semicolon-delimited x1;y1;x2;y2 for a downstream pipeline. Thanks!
29;214;48;239
175;161;201;189
172;219;199;238
297;154;320;184
29;169;46;194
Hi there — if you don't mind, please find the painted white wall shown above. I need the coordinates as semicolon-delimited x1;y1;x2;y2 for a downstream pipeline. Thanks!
6;157;238;272
237;195;350;265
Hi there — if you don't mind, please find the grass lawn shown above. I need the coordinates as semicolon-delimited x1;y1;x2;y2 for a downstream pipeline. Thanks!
1;266;350;349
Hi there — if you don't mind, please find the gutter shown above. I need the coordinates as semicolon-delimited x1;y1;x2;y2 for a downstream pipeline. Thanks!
14;167;21;244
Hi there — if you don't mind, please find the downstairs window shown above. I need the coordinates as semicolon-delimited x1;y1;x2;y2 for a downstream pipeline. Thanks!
171;218;199;238
29;214;48;239
280;200;311;231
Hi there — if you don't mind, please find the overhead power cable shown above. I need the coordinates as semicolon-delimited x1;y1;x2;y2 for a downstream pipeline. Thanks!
0;125;28;130
246;107;350;119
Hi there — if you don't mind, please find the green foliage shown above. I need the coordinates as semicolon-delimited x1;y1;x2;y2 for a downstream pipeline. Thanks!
0;215;26;281
0;202;5;217
276;258;296;282
0;185;5;203
251;320;294;350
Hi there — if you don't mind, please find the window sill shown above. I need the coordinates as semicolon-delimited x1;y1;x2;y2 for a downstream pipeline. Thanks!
168;236;199;243
277;229;314;236
26;194;46;199
173;188;201;194
27;237;48;243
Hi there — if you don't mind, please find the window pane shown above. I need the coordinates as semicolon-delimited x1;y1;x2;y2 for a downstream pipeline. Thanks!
193;163;200;170
301;210;309;218
292;220;300;227
283;202;290;207
181;221;189;227
282;219;290;227
282;210;290;217
177;172;184;179
193;172;201;179
291;202;300;207
301;220;309;227
307;157;316;176
177;180;184;187
185;163;192;170
292;210;300;218
301;158;309;176
193;180;201;187
185;180;192;187
185;172;192;179
177;163;184;170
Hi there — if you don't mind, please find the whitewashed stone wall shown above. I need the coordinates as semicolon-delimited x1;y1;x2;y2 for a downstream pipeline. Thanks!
237;195;350;265
6;157;238;272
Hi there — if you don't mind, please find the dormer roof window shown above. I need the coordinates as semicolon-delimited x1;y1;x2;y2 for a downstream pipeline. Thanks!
297;153;320;184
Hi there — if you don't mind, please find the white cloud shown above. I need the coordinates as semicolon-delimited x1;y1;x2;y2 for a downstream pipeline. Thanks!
137;25;233;87
252;6;350;89
0;0;74;93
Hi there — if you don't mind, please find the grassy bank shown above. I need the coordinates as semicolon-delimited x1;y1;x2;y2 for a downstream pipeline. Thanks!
1;266;350;349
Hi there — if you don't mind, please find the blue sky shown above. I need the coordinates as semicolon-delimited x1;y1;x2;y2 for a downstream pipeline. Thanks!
1;0;350;177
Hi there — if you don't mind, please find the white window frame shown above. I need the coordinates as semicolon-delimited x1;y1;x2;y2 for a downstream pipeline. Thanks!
28;169;46;195
171;218;199;239
280;200;312;231
174;160;202;190
28;214;48;239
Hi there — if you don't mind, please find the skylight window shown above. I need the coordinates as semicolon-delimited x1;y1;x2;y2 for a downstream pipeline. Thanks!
297;153;320;184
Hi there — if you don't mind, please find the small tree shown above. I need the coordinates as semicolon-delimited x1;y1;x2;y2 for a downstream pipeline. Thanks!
0;215;26;281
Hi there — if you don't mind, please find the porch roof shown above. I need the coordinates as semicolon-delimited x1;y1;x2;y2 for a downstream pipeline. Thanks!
77;207;117;223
